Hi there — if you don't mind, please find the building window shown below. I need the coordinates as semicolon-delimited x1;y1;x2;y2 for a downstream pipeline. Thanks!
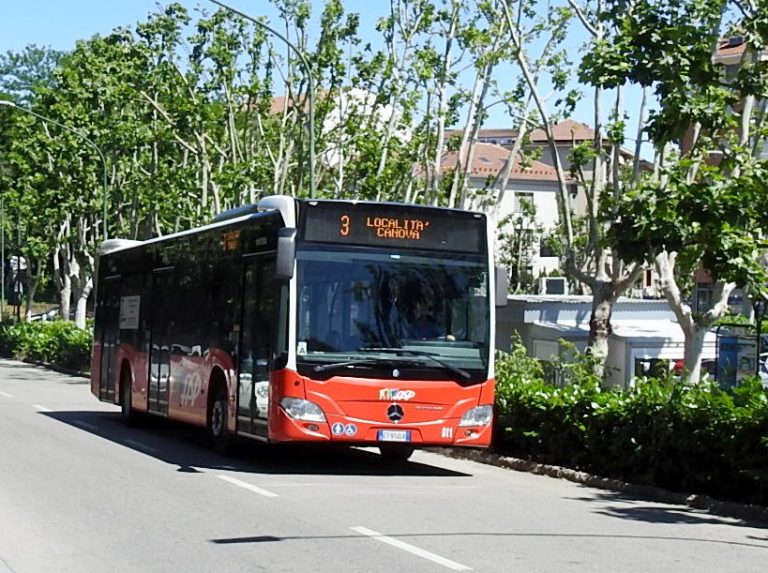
514;192;534;213
539;239;557;258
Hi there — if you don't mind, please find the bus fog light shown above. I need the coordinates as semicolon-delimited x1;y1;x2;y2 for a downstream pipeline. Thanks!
306;424;319;432
280;397;326;422
459;405;492;427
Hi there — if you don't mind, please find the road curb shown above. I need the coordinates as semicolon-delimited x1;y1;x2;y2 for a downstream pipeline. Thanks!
431;447;768;524
21;359;89;379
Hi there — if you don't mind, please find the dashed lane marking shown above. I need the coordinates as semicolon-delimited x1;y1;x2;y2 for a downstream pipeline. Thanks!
350;526;472;571
33;404;52;412
0;392;13;398
216;474;279;498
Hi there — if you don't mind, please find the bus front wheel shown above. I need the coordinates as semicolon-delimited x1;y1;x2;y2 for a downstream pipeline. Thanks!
379;444;415;463
209;387;231;454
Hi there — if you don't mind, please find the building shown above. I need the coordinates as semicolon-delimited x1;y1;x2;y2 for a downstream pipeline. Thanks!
443;120;648;288
496;295;717;388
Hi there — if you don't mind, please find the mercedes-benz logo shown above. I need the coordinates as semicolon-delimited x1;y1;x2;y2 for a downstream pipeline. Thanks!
387;403;404;422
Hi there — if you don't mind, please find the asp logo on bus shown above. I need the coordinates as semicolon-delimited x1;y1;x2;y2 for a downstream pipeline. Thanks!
379;388;416;401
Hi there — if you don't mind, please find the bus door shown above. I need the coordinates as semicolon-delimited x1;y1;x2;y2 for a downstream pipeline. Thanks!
236;254;277;437
148;268;174;415
98;276;121;402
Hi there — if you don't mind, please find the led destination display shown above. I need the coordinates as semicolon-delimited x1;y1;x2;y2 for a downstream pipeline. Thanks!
302;202;485;253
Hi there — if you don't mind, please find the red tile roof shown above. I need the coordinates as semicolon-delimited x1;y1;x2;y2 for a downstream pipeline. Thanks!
448;119;596;144
441;142;562;181
527;119;595;143
717;37;747;59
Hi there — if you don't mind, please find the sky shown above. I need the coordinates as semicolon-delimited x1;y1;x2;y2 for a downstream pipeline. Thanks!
0;0;649;154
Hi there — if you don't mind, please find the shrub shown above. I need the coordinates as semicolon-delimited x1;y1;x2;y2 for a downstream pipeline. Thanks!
494;342;768;506
0;319;92;372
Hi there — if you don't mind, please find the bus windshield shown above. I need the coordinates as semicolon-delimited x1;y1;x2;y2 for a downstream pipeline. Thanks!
295;247;490;378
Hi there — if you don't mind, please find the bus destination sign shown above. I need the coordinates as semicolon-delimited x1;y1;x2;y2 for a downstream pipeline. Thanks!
302;202;484;253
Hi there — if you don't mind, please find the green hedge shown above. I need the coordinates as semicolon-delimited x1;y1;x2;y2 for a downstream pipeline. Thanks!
494;339;768;506
0;320;92;372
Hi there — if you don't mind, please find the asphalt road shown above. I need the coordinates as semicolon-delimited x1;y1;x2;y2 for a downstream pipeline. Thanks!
1;358;767;572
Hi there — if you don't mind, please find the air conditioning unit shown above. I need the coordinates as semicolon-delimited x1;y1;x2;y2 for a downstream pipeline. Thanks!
538;276;568;295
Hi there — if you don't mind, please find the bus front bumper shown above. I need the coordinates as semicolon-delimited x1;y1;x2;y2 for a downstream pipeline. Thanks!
270;407;493;447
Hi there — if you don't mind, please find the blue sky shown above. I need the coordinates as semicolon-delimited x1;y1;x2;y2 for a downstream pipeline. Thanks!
0;0;649;154
0;1;319;53
0;0;391;53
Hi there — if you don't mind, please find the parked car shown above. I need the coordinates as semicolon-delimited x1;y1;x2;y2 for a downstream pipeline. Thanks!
29;307;80;321
29;307;60;322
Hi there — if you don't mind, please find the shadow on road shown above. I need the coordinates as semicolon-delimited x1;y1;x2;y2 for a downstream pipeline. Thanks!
42;410;471;478
208;530;768;550
567;489;768;530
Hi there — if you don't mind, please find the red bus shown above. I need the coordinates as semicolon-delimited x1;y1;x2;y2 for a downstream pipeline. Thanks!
91;196;503;461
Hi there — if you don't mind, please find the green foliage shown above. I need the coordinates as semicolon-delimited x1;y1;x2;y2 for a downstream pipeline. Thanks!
496;199;543;293
494;345;768;506
0;319;92;372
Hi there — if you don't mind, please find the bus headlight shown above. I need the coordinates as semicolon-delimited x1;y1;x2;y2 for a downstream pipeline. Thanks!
280;397;326;423
459;405;492;427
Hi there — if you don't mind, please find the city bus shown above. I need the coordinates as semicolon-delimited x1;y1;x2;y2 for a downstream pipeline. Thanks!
90;195;503;461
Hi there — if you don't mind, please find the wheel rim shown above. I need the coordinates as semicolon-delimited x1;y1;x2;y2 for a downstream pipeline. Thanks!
212;399;225;437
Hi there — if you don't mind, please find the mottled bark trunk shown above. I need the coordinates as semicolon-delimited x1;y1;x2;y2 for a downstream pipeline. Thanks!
73;277;92;330
23;258;42;322
588;281;615;380
682;325;707;383
53;244;72;320
656;250;735;383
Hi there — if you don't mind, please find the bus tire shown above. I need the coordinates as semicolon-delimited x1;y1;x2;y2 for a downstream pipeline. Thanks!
208;384;231;454
379;444;415;463
120;366;137;426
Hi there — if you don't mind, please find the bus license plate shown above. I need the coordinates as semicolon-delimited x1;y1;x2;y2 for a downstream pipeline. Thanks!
378;430;411;442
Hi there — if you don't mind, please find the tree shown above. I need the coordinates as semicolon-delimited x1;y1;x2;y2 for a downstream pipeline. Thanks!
590;0;768;382
496;0;645;378
497;197;543;293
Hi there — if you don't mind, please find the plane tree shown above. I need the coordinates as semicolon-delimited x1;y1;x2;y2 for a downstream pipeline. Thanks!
591;0;768;381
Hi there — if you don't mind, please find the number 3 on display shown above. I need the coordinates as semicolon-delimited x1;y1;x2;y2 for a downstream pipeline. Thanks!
339;214;350;236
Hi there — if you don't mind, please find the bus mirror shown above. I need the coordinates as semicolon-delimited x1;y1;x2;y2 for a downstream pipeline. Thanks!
495;266;508;307
276;228;297;280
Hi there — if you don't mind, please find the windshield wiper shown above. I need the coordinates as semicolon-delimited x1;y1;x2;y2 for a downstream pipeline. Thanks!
359;347;471;381
313;358;385;373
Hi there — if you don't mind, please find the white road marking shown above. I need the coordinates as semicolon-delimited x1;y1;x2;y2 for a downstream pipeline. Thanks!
33;404;52;412
0;392;13;398
351;526;472;571
123;439;159;453
216;474;278;498
73;420;98;431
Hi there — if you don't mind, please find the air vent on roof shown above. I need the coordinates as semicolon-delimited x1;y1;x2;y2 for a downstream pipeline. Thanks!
212;204;260;223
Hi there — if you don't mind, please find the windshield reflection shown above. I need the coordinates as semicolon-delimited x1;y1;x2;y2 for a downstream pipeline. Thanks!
295;248;489;376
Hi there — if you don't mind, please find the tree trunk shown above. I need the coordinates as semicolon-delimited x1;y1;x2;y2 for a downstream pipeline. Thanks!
655;250;735;383
682;324;707;383
73;276;92;330
588;280;615;380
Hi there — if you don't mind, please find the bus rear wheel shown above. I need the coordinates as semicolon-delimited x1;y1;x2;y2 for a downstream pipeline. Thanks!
209;387;232;454
379;444;415;463
120;369;137;426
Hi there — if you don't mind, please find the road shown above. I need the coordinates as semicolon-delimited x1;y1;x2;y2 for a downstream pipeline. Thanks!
0;359;766;572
